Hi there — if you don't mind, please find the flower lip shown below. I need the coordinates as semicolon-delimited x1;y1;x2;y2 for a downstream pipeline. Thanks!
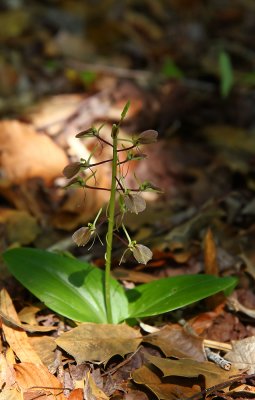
72;227;94;247
63;162;81;179
135;130;158;145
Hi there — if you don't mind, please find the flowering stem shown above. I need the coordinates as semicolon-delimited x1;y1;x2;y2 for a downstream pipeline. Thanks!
104;124;119;323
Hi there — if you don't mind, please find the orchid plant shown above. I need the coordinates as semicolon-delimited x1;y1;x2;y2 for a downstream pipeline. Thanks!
3;103;237;324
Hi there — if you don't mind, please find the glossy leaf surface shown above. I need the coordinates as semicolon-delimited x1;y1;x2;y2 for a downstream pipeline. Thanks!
3;248;129;324
127;274;237;319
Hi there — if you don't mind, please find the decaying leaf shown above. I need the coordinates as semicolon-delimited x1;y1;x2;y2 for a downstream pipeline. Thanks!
0;388;23;400
84;371;109;400
0;289;43;364
29;336;57;368
143;325;205;361
14;362;65;399
225;336;255;373
0;120;68;184
56;323;142;364
204;228;219;276
132;364;200;400
145;354;239;389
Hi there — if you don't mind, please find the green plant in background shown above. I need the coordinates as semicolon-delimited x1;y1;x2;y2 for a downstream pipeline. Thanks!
161;56;184;79
219;50;234;98
3;103;237;324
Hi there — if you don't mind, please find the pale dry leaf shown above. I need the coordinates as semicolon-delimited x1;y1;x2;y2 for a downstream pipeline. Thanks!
84;371;109;400
204;228;219;276
144;325;206;361
56;323;142;364
0;120;68;185
146;354;239;389
132;365;200;400
14;362;65;400
225;336;255;373
18;305;41;325
0;289;42;364
0;388;23;400
29;337;57;368
0;308;56;333
0;353;16;389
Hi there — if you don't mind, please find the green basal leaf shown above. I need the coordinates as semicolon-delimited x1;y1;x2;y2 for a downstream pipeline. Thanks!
127;274;237;319
3;249;237;324
3;248;129;324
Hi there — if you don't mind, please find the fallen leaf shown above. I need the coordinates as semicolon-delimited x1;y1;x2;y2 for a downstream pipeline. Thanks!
132;364;200;400
0;10;30;40
0;120;68;185
14;362;65;399
143;325;205;361
0;208;40;245
56;323;142;364
0;353;16;389
68;388;84;400
225;336;255;373
29;336;57;368
204;228;219;276
84;371;109;400
0;308;56;333
164;208;224;261
112;267;156;283
0;289;42;364
146;354;238;389
228;383;255;395
18;305;42;325
0;388;23;400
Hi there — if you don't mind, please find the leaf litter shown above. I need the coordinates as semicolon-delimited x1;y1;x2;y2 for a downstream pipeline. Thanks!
2;1;255;399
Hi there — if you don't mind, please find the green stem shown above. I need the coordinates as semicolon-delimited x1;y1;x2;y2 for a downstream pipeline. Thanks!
104;124;119;323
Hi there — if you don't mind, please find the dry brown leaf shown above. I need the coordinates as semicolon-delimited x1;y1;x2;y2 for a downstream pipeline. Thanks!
143;325;206;361
56;323;142;364
225;336;255;373
204;228;219;276
0;208;40;245
112;267;156;283
132;364;200;400
0;289;42;364
84;371;109;400
18;306;41;325
68;388;84;400
146;354;239;389
0;388;23;400
0;120;68;185
29;336;56;368
228;383;255;395
14;362;65;400
25;94;85;134
0;353;16;389
0;308;56;333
